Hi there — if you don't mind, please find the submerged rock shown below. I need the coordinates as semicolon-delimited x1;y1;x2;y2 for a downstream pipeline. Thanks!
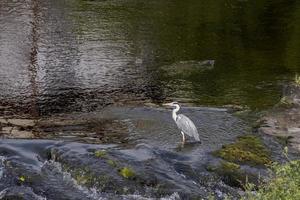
94;150;107;158
119;167;135;179
0;186;47;200
161;60;215;76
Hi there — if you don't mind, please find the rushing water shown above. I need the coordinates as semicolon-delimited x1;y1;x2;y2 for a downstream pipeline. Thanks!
0;0;300;199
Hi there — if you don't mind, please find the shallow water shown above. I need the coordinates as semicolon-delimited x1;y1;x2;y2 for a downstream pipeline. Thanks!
0;138;240;200
1;0;300;199
0;105;269;199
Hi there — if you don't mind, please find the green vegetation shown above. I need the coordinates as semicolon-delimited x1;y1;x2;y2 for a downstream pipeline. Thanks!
207;158;300;199
243;160;300;200
207;161;258;188
62;164;116;191
221;161;240;171
94;150;107;158
19;176;26;182
74;170;93;185
213;135;271;166
120;167;135;179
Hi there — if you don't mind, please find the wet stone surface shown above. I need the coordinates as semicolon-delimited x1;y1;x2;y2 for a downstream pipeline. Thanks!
259;84;300;153
0;140;241;200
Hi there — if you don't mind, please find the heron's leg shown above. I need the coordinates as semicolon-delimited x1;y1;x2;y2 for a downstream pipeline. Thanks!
181;131;185;144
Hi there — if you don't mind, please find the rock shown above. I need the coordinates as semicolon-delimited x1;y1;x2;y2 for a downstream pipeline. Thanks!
0;186;46;200
259;127;292;137
213;135;272;166
7;119;35;127
288;127;300;134
161;60;214;76
0;117;8;124
1;126;13;134
206;161;259;188
259;84;300;152
9;128;34;138
1;126;34;138
0;106;11;110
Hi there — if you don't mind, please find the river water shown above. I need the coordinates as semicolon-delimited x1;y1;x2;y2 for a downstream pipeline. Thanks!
0;0;300;199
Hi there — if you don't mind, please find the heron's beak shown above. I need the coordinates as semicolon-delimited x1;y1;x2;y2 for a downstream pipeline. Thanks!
163;103;172;106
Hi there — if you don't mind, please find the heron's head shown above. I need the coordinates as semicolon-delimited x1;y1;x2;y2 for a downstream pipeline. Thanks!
163;102;179;108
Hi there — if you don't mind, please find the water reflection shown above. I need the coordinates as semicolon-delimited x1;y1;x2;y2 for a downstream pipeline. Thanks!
27;0;40;117
0;0;300;116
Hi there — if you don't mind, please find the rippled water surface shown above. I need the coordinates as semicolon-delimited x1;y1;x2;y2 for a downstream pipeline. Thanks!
0;0;300;199
1;0;300;115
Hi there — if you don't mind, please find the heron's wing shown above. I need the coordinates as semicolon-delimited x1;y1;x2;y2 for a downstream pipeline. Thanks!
176;114;200;141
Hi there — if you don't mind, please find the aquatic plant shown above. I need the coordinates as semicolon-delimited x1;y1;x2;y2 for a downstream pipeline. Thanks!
94;150;107;158
119;167;135;179
213;135;271;166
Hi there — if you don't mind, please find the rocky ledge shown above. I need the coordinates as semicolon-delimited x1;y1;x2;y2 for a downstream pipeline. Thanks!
259;84;300;152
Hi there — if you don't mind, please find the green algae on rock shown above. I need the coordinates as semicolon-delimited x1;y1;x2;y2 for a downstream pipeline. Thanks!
19;175;26;182
213;135;271;166
120;167;135;179
94;150;107;158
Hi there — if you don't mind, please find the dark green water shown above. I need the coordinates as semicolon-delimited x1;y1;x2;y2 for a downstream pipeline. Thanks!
1;0;300;115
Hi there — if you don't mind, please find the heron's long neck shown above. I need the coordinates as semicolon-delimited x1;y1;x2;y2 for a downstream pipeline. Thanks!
172;105;180;121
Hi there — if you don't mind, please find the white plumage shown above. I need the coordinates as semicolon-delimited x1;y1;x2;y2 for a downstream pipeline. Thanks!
176;114;200;141
163;102;200;143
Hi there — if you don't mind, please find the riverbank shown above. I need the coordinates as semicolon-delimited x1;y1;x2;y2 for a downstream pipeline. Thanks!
259;83;300;153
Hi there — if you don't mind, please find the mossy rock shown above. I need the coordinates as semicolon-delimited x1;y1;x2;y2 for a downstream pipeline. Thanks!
119;167;135;179
207;161;257;188
94;150;107;158
213;135;271;166
63;165;121;192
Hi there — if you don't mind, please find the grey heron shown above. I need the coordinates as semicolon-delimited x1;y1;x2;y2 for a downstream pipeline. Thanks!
163;102;200;144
